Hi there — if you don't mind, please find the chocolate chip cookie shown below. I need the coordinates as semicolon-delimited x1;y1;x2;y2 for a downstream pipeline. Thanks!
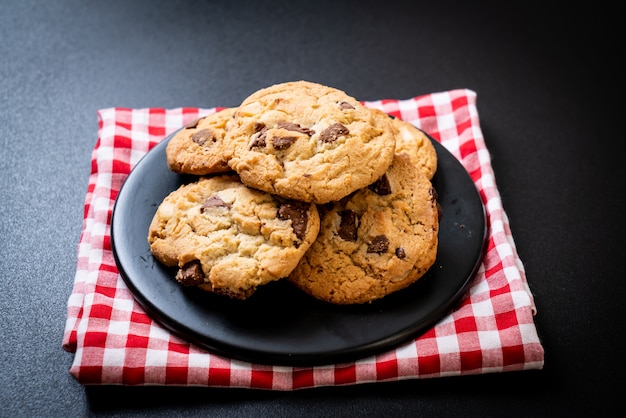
223;81;396;204
165;107;236;175
369;109;437;180
287;153;439;304
388;114;437;180
148;174;320;299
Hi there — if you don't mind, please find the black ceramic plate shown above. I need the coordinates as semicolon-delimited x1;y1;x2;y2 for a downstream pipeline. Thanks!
111;129;487;366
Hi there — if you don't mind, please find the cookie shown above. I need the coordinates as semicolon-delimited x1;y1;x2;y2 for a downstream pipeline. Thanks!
147;174;320;299
223;81;396;204
287;153;439;304
165;108;236;175
368;109;437;180
389;115;437;180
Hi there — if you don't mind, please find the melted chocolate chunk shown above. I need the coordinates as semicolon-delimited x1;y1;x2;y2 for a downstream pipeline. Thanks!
367;235;389;254
339;101;355;110
272;136;297;150
338;210;358;241
200;195;231;212
192;128;214;145
369;174;392;195
277;202;309;241
250;127;268;149
276;121;315;136
176;260;205;286
319;123;349;143
395;247;406;259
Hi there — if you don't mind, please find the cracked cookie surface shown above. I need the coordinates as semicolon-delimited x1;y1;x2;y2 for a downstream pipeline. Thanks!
223;81;396;204
287;153;439;304
148;174;320;299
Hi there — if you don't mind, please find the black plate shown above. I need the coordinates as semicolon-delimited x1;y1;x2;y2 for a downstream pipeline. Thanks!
111;129;487;366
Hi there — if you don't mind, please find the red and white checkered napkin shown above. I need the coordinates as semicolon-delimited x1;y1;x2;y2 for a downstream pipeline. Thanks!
62;89;544;389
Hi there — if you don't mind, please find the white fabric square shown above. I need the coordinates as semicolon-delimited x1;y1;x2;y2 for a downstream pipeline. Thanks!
102;347;126;367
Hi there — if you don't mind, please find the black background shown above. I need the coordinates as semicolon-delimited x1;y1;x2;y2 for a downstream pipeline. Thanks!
1;1;623;416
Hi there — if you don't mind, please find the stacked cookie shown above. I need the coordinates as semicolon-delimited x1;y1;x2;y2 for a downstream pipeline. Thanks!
148;81;440;304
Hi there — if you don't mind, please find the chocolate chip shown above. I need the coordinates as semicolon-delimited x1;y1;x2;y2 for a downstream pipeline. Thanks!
200;195;231;212
395;247;406;259
272;136;297;150
185;117;203;129
367;235;389;254
176;260;205;286
277;202;309;241
338;210;358;241
339;101;355;110
192;129;214;145
276;121;315;136
369;174;392;195
249;127;268;149
319;123;349;143
430;187;442;220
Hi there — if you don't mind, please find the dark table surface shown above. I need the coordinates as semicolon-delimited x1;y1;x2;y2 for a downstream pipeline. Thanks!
1;1;623;416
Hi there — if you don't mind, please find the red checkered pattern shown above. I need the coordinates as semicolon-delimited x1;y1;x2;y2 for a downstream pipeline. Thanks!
62;89;544;389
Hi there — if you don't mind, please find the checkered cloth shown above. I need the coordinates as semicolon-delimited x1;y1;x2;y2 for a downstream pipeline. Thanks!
62;89;544;388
